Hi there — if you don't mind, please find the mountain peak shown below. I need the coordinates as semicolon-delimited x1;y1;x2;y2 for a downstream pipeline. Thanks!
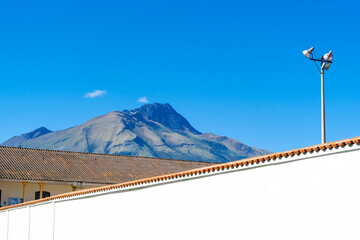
26;127;52;139
1;127;52;147
137;103;175;115
133;103;201;134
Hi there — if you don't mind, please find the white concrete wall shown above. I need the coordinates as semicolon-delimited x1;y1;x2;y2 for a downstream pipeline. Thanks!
1;144;360;240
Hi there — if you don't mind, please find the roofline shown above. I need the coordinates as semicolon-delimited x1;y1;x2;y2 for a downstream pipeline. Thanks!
1;136;360;211
0;145;215;164
0;177;114;185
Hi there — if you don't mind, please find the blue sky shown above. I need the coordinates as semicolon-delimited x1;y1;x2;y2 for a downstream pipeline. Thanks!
0;0;359;153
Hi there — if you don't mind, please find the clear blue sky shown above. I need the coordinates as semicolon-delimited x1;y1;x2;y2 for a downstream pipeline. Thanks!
1;0;359;153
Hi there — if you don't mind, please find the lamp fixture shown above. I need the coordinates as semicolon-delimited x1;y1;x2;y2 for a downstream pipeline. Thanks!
302;47;315;58
323;51;333;61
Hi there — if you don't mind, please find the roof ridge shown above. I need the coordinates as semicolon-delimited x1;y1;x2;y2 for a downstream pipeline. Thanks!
0;145;214;164
2;136;359;211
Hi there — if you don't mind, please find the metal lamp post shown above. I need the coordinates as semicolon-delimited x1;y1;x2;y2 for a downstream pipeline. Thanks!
303;47;333;144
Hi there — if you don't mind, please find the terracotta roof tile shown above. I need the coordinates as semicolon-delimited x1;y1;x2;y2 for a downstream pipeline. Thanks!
0;146;213;184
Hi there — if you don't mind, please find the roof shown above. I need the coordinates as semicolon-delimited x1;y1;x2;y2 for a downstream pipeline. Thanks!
2;136;359;211
0;146;213;184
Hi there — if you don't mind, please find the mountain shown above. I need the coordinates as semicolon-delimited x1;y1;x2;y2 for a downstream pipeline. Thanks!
1;103;271;163
2;127;52;147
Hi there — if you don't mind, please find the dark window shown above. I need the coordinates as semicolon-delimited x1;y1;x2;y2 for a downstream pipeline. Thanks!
35;191;50;200
0;189;2;207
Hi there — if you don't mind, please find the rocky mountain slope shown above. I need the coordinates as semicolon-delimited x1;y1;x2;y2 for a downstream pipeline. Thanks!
1;103;271;162
2;127;52;147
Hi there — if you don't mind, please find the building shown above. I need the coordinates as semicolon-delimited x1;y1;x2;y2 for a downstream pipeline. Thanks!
1;136;360;240
0;146;212;207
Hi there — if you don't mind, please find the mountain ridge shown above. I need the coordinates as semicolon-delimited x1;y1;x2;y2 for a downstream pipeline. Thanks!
2;127;52;147
1;103;271;162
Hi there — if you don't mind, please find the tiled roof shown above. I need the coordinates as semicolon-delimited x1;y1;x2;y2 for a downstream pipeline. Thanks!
1;136;359;211
0;146;213;184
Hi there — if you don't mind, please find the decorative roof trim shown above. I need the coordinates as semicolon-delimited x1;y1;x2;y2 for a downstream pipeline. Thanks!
1;136;359;211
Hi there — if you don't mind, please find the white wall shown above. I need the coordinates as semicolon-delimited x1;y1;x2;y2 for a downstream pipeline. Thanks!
1;145;360;240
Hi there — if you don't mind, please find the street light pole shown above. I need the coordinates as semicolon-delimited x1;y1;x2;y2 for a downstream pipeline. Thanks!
320;64;326;143
303;47;333;144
